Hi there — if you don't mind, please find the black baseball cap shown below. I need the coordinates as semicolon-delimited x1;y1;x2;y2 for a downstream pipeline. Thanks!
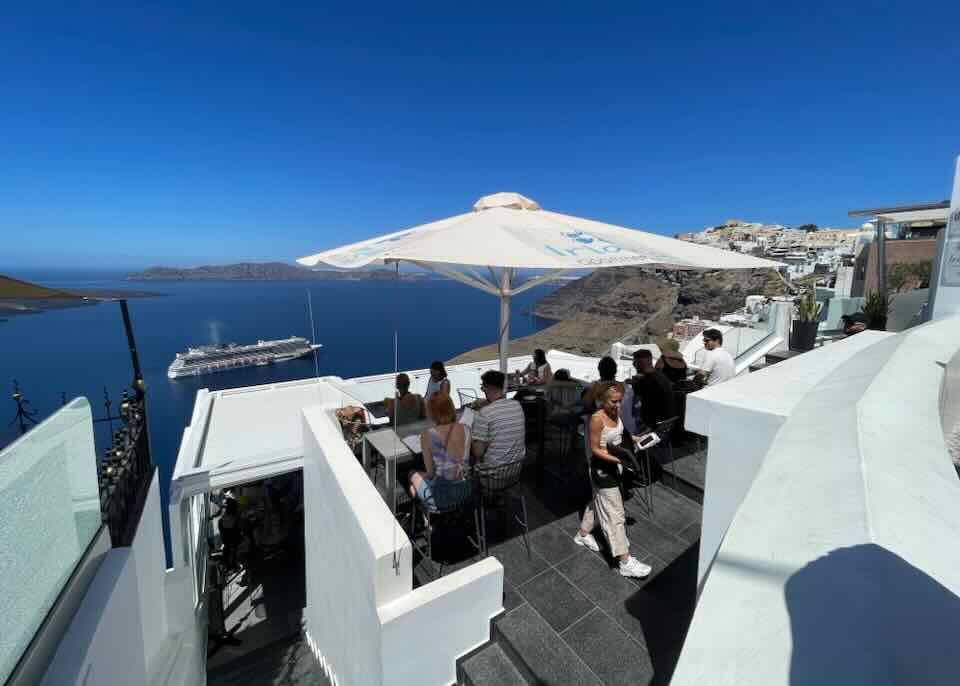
841;313;868;325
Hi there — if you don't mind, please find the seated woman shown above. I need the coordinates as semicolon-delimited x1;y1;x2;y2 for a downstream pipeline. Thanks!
384;372;425;426
424;361;451;418
522;348;553;385
573;383;651;579
408;394;471;513
655;338;689;384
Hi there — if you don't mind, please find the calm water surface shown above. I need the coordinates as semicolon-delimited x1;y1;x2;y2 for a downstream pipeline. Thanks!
0;271;555;552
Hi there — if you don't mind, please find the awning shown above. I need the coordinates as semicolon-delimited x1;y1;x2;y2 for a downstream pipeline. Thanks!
875;208;949;225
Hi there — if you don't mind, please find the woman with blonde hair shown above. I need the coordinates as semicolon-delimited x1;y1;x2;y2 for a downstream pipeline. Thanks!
573;383;651;578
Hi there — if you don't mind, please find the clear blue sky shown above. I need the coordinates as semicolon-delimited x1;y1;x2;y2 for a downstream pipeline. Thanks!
2;1;958;269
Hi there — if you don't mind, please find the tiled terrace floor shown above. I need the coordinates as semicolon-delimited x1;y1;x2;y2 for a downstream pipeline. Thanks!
402;431;707;686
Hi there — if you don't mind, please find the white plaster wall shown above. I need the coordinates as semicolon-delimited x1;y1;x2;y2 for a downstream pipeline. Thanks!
674;317;960;685
39;549;147;686
39;474;198;686
131;473;168;676
301;404;503;686
686;330;889;582
302;406;410;685
379;558;504;686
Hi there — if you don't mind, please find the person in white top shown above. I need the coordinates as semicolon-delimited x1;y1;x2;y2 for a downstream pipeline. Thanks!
573;383;651;579
521;348;553;385
694;328;735;387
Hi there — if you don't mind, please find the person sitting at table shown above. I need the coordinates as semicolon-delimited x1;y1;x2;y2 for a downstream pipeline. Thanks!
693;328;735;387
631;349;677;432
408;395;471;512
582;355;622;409
384;373;424;426
522;349;553;385
424;361;451;416
655;338;689;384
573;383;651;579
472;370;526;466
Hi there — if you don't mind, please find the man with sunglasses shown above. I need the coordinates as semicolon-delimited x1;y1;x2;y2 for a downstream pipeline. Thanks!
694;328;735;387
471;370;526;466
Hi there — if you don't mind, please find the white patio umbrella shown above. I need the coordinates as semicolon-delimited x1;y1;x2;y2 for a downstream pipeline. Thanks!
298;192;783;372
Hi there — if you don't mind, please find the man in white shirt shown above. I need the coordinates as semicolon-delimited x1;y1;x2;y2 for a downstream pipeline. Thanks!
694;328;735;387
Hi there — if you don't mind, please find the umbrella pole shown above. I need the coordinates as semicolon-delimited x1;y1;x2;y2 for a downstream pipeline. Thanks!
498;268;512;374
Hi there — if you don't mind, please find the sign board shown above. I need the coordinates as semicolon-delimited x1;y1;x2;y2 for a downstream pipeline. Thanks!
931;157;960;319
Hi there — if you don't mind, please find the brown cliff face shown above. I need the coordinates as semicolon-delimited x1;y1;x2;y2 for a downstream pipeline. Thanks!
448;267;784;363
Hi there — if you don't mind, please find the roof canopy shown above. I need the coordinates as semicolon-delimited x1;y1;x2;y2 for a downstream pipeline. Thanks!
875;208;949;225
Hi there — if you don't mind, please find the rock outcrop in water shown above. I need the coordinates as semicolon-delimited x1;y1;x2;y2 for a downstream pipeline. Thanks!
448;267;785;363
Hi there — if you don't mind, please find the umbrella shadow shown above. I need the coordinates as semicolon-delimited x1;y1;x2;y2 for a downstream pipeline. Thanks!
785;544;960;686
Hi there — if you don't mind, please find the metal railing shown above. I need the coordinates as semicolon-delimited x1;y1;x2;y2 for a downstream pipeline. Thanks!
97;390;155;547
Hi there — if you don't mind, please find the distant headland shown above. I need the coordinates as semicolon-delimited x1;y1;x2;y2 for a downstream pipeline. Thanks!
126;262;433;282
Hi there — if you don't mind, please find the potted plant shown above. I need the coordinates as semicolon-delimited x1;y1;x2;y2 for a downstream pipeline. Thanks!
862;290;894;331
790;291;821;351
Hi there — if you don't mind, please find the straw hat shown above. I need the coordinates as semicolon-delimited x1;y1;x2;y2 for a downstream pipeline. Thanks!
657;337;684;360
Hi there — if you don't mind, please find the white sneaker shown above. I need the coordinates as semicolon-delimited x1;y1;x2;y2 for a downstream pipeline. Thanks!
573;532;600;552
619;556;652;578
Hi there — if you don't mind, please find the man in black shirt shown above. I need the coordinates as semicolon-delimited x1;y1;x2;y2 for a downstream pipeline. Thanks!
630;349;676;432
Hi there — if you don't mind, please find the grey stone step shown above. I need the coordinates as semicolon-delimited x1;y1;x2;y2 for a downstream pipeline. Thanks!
207;633;330;686
494;604;602;686
459;643;528;686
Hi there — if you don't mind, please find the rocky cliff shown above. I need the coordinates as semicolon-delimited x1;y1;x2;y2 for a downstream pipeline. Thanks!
448;267;785;363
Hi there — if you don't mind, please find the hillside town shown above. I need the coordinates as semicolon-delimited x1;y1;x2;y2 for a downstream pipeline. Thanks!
677;220;871;282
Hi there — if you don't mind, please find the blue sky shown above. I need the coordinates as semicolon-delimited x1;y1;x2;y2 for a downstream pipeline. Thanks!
2;1;958;269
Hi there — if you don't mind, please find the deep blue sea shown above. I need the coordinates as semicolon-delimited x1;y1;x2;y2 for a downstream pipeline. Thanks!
0;269;554;550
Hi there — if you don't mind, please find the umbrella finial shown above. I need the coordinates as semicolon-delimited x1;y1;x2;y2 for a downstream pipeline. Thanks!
473;192;540;212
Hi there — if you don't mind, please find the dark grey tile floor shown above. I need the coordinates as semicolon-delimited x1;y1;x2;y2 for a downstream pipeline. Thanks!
401;432;706;686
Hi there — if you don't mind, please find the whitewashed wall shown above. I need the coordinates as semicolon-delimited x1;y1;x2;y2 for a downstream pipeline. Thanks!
675;317;960;685
39;474;202;686
301;405;503;686
686;330;889;582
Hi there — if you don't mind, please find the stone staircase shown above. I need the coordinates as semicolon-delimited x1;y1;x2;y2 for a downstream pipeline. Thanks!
207;632;330;686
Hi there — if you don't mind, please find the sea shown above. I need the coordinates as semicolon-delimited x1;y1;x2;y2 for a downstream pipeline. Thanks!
0;269;556;552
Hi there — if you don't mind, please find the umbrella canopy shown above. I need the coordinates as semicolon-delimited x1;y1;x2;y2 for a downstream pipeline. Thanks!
298;192;783;371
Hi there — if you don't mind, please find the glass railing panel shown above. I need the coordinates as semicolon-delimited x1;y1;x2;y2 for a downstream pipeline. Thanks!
0;398;100;684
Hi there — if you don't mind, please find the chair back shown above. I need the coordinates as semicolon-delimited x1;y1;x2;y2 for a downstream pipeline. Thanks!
458;388;480;407
546;381;580;412
474;458;524;494
655;416;679;442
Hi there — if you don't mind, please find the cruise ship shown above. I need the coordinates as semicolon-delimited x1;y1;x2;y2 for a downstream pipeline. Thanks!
167;336;321;379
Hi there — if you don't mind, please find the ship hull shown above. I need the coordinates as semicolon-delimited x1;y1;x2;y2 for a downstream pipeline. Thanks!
167;339;320;379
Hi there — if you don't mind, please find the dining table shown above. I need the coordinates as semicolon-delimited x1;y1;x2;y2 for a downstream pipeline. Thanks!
362;408;476;511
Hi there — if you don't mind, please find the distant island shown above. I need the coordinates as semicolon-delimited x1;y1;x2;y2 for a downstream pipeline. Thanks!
0;274;160;320
127;262;433;282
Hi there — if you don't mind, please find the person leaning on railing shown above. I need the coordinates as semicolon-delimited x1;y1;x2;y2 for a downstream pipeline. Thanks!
573;383;651;579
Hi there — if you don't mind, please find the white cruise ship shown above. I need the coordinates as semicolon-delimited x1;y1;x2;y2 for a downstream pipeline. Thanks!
167;336;321;379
